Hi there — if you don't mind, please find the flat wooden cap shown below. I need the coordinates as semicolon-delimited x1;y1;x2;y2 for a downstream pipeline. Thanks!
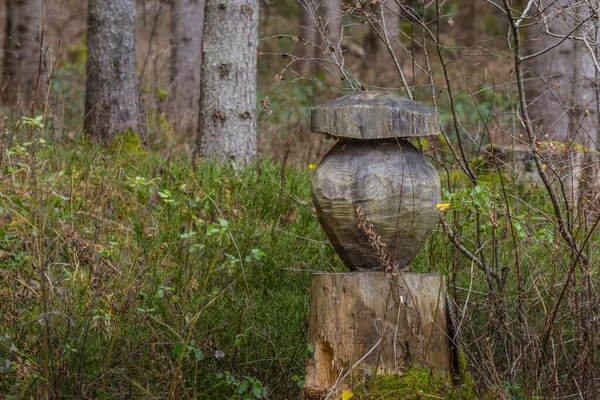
311;91;440;139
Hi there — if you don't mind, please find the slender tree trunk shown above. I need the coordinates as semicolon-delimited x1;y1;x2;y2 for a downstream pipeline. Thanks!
1;0;47;109
299;1;318;76
196;0;258;166
525;2;596;147
84;0;146;142
457;0;485;43
297;0;342;78
170;0;204;138
320;0;341;76
362;0;400;78
523;3;596;206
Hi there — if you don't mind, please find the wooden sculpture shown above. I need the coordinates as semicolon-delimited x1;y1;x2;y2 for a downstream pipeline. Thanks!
302;92;452;400
311;91;442;271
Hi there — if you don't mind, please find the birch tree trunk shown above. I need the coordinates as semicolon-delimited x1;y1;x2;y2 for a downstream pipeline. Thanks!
84;0;146;142
1;0;46;109
196;0;258;166
170;0;204;138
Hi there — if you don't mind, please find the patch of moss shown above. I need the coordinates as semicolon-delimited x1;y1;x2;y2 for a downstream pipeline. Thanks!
457;350;474;388
353;366;477;400
469;155;489;172
157;89;170;101
109;128;144;154
536;140;585;153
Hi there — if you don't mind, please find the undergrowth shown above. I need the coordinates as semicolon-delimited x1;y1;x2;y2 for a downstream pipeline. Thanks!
0;132;343;399
1;110;599;399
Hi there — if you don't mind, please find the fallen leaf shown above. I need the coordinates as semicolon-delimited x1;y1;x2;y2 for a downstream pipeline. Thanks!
342;390;354;400
448;17;454;27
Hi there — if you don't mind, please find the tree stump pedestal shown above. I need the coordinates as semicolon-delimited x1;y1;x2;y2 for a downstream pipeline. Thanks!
301;272;452;399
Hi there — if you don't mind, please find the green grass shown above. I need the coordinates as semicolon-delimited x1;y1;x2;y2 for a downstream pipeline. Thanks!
0;137;343;399
1;123;599;399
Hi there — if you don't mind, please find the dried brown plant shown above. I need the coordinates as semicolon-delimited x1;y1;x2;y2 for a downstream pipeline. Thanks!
354;205;399;274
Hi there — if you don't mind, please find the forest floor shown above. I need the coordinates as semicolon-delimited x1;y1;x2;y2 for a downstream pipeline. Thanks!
0;136;341;398
0;127;524;399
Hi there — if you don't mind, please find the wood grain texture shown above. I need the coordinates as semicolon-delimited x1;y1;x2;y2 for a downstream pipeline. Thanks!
311;139;441;271
311;92;440;139
302;272;451;398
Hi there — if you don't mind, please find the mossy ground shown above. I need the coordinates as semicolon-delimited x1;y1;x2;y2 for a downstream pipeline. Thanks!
109;128;144;154
353;367;477;400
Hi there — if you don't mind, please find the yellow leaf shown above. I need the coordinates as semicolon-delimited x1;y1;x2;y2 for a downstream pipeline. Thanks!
342;390;354;400
436;203;450;211
308;163;317;170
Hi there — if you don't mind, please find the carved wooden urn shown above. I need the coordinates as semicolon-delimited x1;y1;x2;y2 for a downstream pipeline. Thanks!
311;92;442;271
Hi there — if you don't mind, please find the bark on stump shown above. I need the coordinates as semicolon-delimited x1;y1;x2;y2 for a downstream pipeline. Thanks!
301;272;452;399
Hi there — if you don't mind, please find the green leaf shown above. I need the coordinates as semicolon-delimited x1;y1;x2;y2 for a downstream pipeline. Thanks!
252;385;263;398
173;343;185;357
238;380;249;394
193;348;203;361
206;225;220;236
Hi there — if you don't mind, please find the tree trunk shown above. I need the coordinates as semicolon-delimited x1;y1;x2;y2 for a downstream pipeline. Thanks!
320;0;342;77
302;272;452;399
299;1;318;76
362;0;400;77
523;3;596;205
84;0;146;142
456;0;485;44
525;2;597;147
196;0;258;166
1;0;47;109
170;0;204;139
297;0;342;78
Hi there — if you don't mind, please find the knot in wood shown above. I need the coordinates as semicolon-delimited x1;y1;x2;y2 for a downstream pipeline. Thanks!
213;111;226;120
218;63;230;77
241;4;252;15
